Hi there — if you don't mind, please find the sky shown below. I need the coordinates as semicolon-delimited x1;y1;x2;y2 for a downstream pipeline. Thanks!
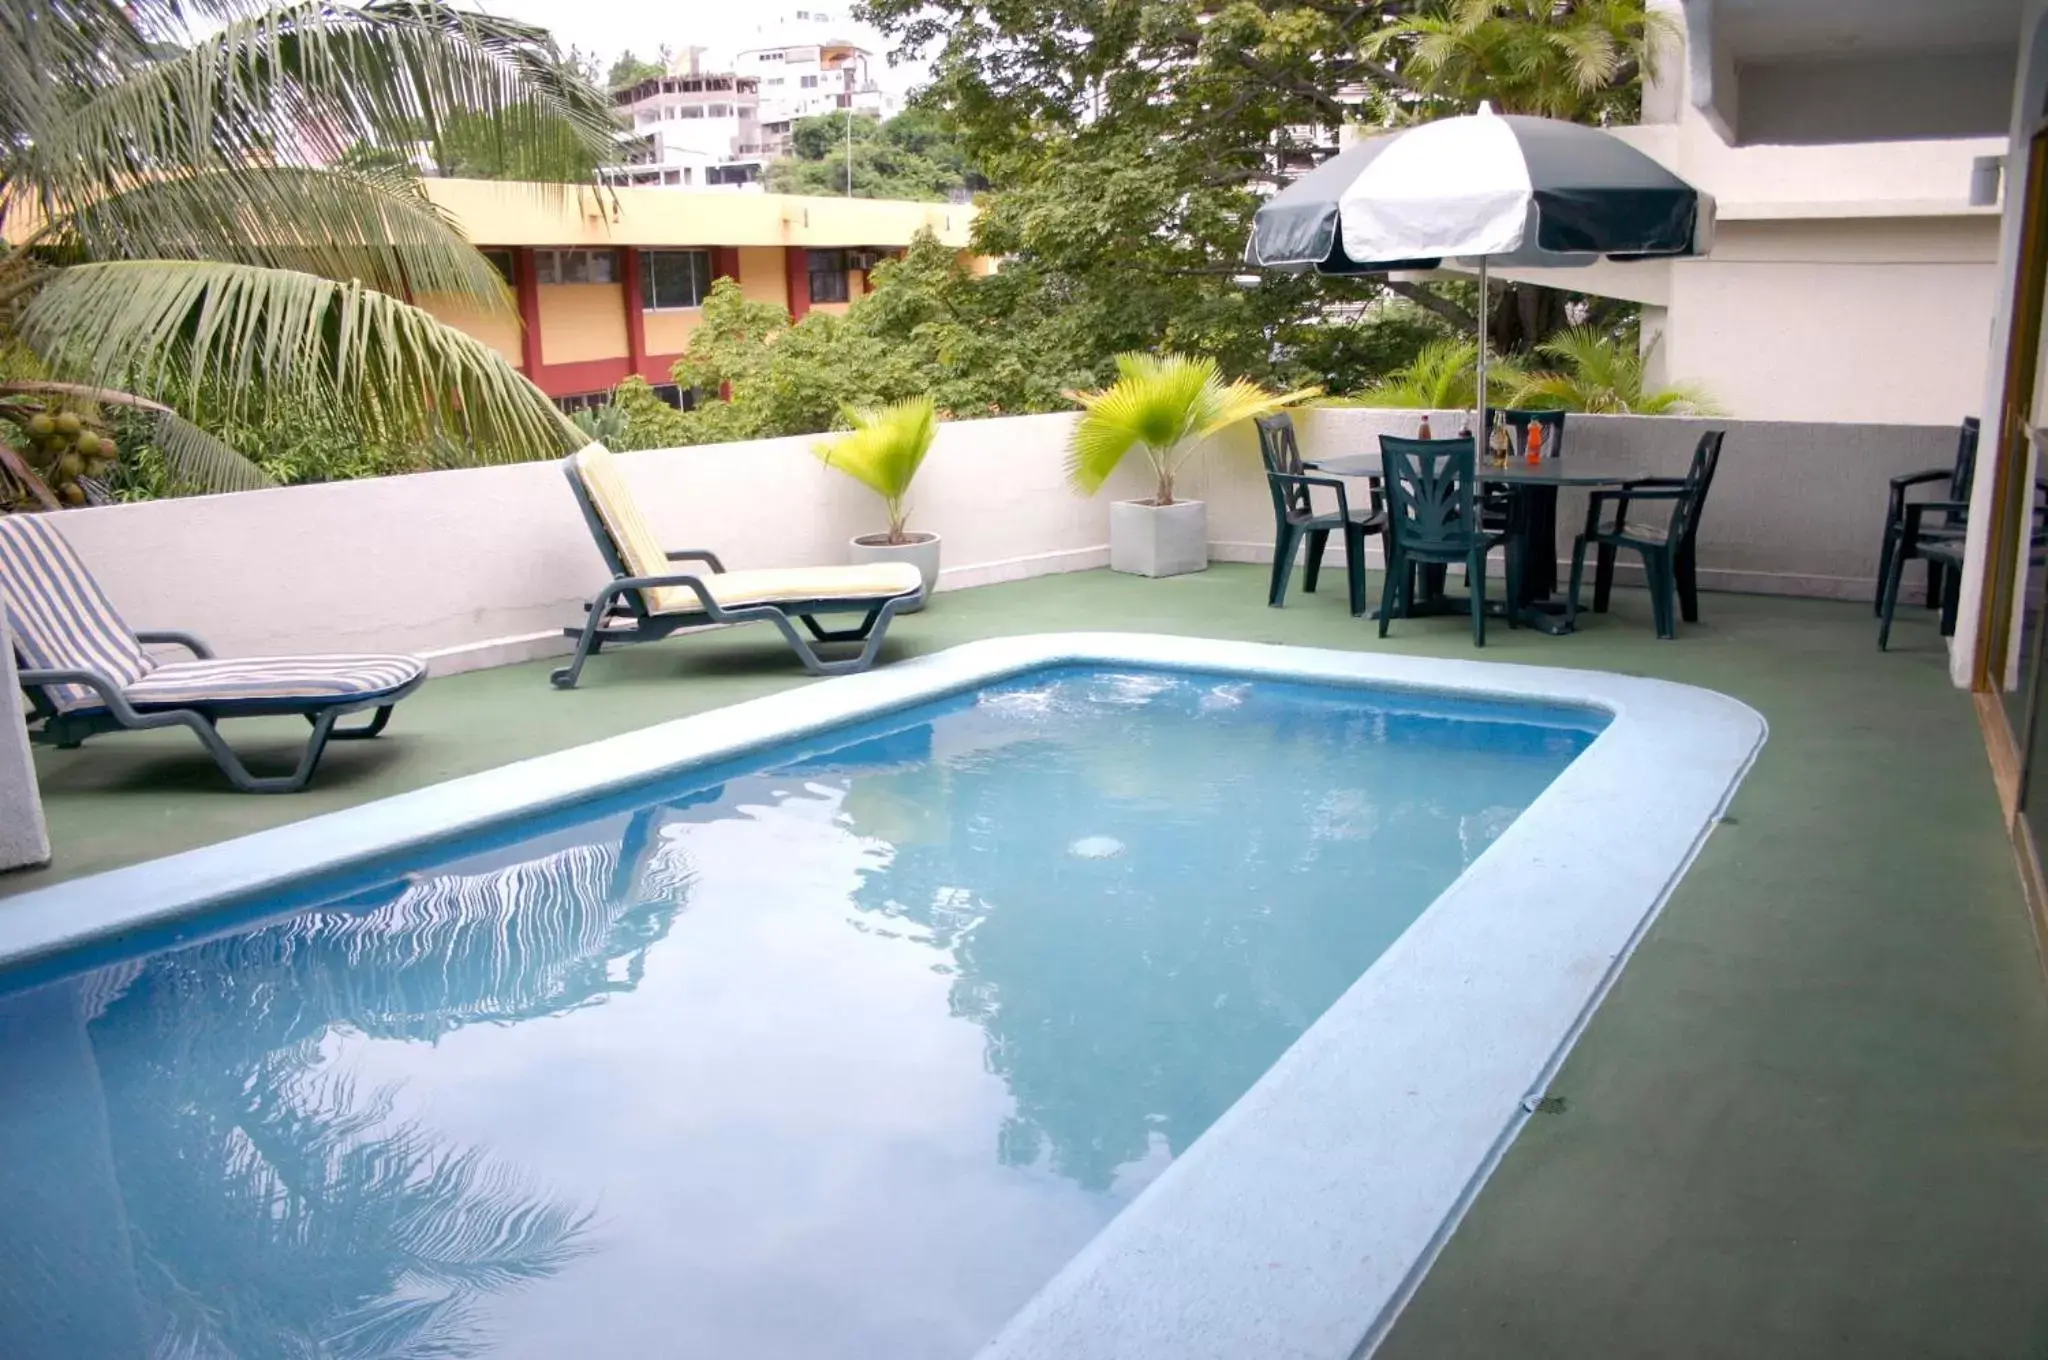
473;0;928;94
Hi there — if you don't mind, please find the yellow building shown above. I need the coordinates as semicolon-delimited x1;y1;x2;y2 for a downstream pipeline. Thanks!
416;179;982;404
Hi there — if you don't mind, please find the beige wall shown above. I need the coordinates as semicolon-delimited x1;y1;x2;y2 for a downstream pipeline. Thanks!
43;409;1950;676
417;297;524;368
536;284;628;366
738;246;787;309
1645;217;2001;425
642;309;703;356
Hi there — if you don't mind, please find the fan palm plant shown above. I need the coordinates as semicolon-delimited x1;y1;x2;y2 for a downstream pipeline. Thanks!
1348;338;1525;412
814;395;939;545
1066;353;1317;506
0;0;619;510
1509;326;1717;414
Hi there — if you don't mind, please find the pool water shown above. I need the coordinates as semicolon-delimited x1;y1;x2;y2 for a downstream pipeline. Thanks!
0;667;1601;1360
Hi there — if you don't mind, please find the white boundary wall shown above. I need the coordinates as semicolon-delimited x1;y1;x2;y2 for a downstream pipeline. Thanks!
40;408;1954;675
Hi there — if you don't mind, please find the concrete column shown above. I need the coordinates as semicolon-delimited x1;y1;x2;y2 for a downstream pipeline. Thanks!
0;587;50;872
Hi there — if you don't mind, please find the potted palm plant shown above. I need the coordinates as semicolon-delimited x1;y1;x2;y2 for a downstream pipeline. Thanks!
815;395;942;610
1068;353;1316;577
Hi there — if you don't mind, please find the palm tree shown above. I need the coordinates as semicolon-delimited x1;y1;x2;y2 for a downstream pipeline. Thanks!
1509;326;1717;414
814;395;938;544
1366;0;1678;125
1349;337;1525;411
0;0;619;510
1067;353;1316;506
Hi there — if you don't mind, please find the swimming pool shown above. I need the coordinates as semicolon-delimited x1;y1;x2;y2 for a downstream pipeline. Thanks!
0;635;1763;1359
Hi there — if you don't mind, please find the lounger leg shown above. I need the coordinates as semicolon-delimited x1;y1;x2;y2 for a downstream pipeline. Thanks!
800;610;884;643
312;705;394;740
177;709;342;793
551;609;612;690
776;599;907;676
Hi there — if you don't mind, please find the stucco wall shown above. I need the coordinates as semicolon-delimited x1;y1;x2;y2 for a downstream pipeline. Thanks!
1647;217;2001;425
737;246;788;308
536;284;629;366
40;409;1950;675
642;309;704;355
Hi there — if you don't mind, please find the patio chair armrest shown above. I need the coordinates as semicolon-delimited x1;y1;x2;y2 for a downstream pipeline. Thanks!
15;666;143;722
665;549;726;572
594;571;724;616
134;629;214;659
1268;471;1355;520
1898;499;1969;549
1621;476;1686;490
1889;467;1951;492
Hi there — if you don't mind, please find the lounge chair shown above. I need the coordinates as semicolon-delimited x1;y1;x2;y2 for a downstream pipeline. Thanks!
553;443;923;688
1;514;425;793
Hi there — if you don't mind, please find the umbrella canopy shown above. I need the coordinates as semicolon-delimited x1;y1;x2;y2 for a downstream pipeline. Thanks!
1247;105;1713;275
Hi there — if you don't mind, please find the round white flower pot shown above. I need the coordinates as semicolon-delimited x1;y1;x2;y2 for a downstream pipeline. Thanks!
1109;499;1208;578
850;530;941;612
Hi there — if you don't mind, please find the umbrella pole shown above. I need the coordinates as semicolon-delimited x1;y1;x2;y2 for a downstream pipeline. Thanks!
1476;254;1489;440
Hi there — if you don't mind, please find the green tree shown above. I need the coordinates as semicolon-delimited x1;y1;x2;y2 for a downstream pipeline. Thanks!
0;0;616;509
1364;0;1677;125
765;108;978;201
1347;338;1526;410
607;48;667;90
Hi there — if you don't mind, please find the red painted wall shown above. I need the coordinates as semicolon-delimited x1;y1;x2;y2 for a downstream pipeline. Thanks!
785;246;811;321
512;247;544;377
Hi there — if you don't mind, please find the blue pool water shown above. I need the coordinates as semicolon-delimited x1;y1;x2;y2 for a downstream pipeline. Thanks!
0;667;1601;1360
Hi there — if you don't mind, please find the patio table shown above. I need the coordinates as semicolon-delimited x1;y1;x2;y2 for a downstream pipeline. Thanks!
1304;453;1634;635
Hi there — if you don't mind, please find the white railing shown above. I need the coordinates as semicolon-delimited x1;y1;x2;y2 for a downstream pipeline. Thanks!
42;407;1954;674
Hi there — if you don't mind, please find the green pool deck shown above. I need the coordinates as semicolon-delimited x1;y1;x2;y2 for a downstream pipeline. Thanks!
9;565;2048;1358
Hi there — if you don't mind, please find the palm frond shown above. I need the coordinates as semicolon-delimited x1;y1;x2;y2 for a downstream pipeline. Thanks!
21;261;577;463
0;376;275;492
814;395;938;537
16;1;617;213
1510;326;1720;414
39;165;512;309
1067;351;1312;501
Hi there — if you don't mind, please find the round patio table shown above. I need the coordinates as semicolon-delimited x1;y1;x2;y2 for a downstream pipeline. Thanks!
1304;453;1634;635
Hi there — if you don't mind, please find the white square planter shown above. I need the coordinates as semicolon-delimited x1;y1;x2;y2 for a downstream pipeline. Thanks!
1109;499;1209;578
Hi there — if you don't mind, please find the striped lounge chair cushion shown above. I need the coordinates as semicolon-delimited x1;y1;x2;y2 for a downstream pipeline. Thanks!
0;512;151;711
120;654;425;709
569;444;923;615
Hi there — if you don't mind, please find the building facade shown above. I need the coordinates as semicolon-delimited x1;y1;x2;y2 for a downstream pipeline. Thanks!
730;9;897;158
415;180;980;407
606;66;767;191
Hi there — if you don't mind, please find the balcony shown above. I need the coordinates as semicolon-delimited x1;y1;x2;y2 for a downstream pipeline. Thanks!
3;406;2045;1357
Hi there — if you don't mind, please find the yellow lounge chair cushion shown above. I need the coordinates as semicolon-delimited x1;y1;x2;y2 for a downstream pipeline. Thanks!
571;444;924;616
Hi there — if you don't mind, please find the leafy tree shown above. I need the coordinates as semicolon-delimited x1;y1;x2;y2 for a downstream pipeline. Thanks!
607;48;667;90
1364;0;1678;125
766;108;979;201
1510;325;1717;414
0;0;616;508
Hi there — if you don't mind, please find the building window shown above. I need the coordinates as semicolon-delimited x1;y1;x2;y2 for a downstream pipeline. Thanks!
679;104;703;118
534;249;619;285
707;103;730;118
481;248;516;284
554;392;610;414
807;249;849;304
641;249;714;310
800;74;818;89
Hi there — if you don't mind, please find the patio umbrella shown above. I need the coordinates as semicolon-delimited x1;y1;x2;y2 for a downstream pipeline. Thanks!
1246;104;1714;429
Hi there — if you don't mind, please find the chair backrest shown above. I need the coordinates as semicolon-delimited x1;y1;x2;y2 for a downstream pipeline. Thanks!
1949;416;1981;503
0;513;153;712
1668;430;1726;552
1254;413;1314;525
1379;434;1482;555
1485;407;1566;460
563;443;695;617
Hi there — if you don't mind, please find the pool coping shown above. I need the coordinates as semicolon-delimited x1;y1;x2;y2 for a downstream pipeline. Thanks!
0;633;1766;1358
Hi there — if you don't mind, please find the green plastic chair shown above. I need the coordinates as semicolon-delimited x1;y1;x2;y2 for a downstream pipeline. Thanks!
1255;413;1385;617
1567;430;1725;640
1378;434;1518;648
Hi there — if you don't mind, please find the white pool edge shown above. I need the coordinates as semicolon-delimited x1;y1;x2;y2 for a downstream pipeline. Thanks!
0;633;1765;1359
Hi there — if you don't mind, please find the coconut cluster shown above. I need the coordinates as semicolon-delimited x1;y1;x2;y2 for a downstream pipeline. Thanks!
11;408;117;506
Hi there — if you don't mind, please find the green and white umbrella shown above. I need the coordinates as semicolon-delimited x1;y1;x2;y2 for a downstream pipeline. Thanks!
1247;104;1714;422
